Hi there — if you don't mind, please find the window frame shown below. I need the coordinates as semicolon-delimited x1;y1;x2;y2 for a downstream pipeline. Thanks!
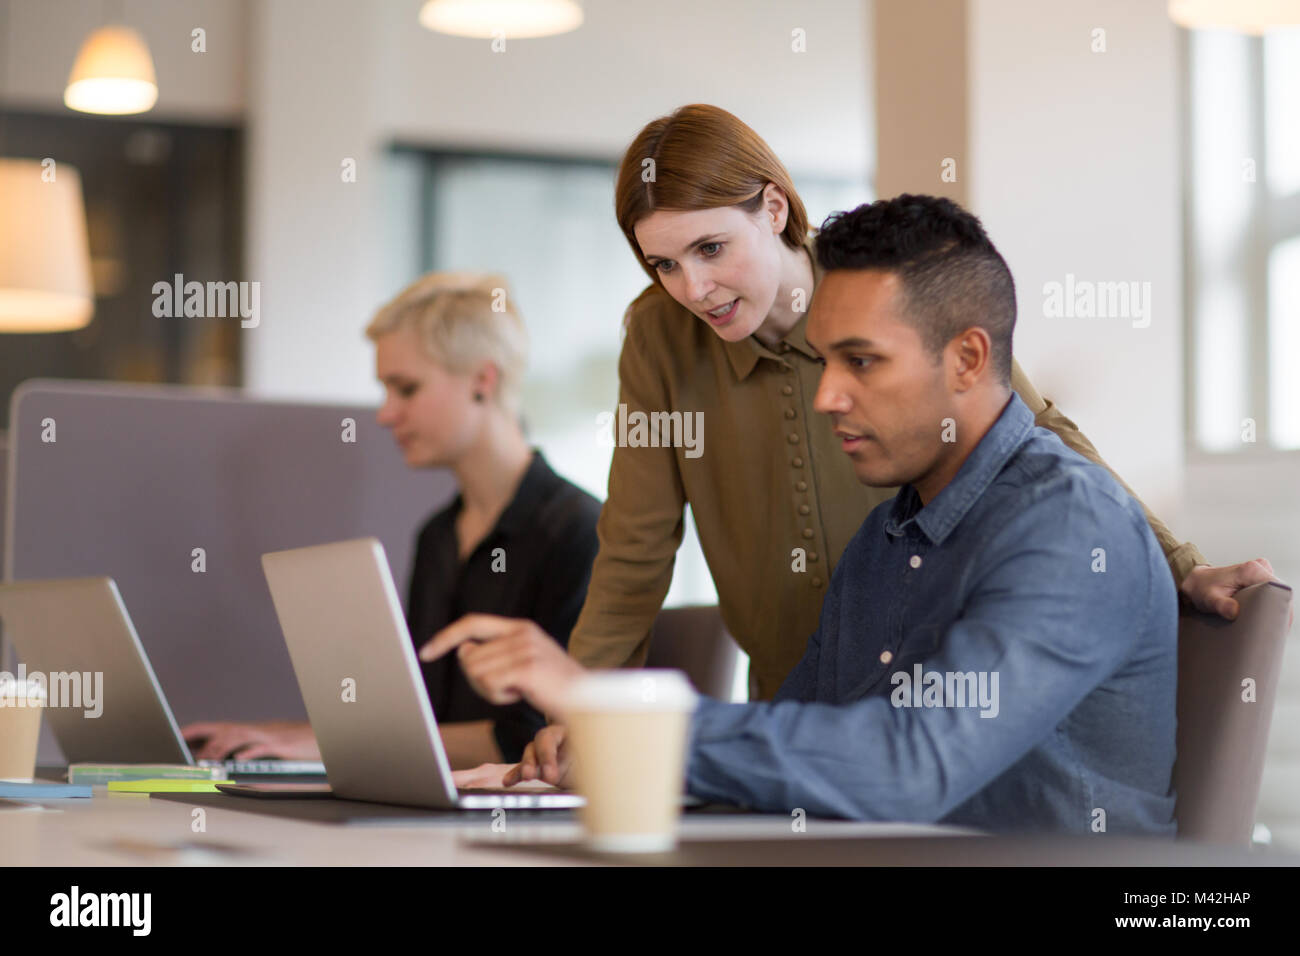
1182;28;1300;461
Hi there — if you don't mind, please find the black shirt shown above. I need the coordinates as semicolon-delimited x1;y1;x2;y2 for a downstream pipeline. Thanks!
406;450;601;762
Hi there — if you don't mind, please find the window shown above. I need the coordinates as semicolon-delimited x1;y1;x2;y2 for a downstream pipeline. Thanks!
1186;29;1300;452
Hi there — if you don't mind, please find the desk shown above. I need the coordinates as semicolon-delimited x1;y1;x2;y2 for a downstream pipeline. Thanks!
2;786;1295;866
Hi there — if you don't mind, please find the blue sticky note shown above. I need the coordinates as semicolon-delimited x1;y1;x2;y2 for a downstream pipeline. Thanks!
0;782;93;799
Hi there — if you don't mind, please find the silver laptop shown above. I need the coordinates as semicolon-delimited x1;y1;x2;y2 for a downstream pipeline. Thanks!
0;577;325;776
260;537;584;810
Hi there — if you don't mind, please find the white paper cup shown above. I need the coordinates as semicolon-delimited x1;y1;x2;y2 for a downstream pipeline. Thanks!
561;669;697;853
0;679;47;782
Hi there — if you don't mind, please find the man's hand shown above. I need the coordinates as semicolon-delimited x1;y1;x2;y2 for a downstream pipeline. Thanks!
1179;559;1278;621
503;724;571;788
181;720;319;761
419;614;586;716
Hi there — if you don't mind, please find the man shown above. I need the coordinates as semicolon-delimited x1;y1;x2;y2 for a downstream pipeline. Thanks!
423;196;1213;832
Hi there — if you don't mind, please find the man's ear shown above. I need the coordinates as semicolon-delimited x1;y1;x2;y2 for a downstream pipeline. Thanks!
949;327;993;391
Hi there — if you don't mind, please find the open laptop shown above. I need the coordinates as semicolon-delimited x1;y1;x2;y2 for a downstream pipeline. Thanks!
0;577;325;777
257;537;584;810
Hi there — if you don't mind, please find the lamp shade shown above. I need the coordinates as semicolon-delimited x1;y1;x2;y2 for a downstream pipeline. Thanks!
1169;0;1300;34
418;0;583;39
64;25;158;115
0;159;94;333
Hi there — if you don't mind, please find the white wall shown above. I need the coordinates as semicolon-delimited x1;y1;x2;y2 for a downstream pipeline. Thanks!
242;0;387;402
968;0;1185;522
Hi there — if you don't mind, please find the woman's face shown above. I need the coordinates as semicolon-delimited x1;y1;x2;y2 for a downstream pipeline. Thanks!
374;324;481;468
633;194;787;343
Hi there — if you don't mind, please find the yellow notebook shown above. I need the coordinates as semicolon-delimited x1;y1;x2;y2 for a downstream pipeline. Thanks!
107;779;234;793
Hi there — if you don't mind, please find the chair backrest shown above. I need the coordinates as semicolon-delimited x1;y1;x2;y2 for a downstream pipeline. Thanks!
1173;580;1293;845
645;605;741;701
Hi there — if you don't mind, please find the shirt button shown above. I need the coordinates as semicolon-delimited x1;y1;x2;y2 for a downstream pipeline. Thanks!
787;433;799;444
784;408;796;419
812;578;823;588
879;650;894;665
909;555;922;569
798;504;810;515
802;528;814;539
792;457;804;468
795;480;807;492
781;385;794;396
808;552;818;562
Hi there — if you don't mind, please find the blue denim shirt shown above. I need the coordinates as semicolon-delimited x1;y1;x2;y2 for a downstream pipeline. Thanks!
685;393;1178;835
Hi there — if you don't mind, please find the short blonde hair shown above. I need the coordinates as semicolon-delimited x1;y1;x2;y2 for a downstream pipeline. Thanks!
365;272;528;413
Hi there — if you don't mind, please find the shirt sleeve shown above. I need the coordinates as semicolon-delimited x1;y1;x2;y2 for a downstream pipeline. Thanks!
566;309;689;670
1009;357;1207;585
684;478;1172;822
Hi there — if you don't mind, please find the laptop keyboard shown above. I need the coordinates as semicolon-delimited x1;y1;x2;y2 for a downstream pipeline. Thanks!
198;759;326;775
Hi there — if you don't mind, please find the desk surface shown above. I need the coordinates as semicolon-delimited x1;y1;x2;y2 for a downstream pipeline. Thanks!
2;787;1295;866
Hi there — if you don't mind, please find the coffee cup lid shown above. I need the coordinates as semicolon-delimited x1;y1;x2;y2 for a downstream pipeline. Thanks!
562;669;698;711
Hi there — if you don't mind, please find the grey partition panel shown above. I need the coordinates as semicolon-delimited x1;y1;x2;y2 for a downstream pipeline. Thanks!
4;379;455;763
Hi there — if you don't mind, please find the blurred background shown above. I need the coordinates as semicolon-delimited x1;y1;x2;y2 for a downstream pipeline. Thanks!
0;0;1296;842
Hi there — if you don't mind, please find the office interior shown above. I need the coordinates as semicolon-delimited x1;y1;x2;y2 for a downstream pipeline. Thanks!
0;0;1297;858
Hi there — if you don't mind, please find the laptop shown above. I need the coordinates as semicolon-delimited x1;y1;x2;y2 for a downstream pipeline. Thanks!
0;577;325;777
258;537;584;810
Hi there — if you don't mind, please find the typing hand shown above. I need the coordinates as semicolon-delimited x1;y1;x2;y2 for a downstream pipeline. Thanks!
504;724;572;788
452;763;517;789
181;720;319;761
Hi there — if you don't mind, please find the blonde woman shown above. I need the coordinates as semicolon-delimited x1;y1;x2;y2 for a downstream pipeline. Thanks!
183;273;600;768
426;104;1274;786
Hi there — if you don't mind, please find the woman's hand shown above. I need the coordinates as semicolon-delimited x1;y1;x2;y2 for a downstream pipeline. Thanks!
1179;559;1278;621
181;720;320;761
451;762;516;789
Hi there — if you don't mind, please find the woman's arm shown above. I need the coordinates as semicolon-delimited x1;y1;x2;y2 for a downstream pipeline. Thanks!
439;720;503;770
566;308;688;670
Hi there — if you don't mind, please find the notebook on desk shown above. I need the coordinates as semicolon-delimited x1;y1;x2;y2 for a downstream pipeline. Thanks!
0;577;325;778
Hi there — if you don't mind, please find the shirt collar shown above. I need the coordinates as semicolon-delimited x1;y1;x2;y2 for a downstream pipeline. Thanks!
723;232;823;382
447;449;556;539
884;393;1035;545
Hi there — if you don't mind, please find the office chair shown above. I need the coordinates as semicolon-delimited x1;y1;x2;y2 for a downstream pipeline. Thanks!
1172;580;1293;845
645;605;741;701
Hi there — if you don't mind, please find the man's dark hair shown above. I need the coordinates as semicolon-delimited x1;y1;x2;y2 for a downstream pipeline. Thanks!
814;195;1016;385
